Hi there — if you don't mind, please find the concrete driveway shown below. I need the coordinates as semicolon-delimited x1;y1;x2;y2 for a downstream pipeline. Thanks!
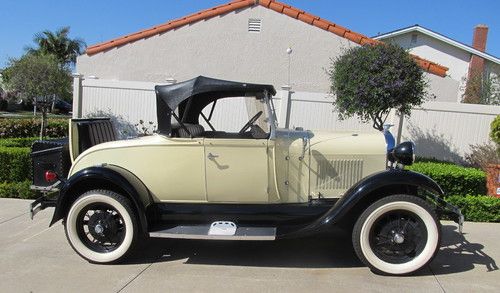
1;198;498;293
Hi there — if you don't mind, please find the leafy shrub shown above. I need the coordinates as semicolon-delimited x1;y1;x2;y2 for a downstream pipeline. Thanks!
408;162;486;195
0;137;40;148
0;146;31;182
491;115;500;146
0;118;68;138
446;195;500;222
0;181;34;199
465;143;500;171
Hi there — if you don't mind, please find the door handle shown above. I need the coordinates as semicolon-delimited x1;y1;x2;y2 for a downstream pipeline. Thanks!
207;153;219;160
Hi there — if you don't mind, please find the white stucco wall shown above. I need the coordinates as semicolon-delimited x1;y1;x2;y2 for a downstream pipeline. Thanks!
383;32;472;102
77;5;357;93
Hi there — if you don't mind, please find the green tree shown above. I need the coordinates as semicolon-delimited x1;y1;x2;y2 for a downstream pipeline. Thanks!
3;54;71;138
327;44;431;131
26;26;86;66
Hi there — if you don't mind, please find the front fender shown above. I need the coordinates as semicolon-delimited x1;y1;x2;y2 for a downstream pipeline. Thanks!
279;169;444;238
50;165;153;234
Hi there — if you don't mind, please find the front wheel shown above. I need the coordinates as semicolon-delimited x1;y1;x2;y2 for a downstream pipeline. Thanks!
64;190;139;264
352;194;441;275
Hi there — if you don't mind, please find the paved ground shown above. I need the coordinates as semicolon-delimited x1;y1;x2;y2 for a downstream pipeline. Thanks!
0;198;498;293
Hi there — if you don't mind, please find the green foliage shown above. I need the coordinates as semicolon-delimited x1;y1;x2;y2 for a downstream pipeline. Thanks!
0;137;40;148
328;43;430;130
0;118;68;138
2;53;72;102
446;195;500;222
0;181;34;199
408;162;486;195
0;147;31;182
491;115;500;145
25;26;86;66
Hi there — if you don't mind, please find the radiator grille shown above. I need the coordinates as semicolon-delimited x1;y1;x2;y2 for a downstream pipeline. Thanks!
315;159;363;190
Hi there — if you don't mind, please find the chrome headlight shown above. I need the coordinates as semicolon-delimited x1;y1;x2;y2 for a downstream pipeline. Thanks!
388;141;415;166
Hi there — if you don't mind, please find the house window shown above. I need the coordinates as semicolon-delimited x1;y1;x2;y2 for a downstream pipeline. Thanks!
411;34;418;44
248;18;262;33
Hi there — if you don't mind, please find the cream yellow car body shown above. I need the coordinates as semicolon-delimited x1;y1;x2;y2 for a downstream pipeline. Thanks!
69;129;386;204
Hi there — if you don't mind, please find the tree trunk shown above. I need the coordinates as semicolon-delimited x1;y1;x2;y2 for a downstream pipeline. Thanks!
39;108;47;140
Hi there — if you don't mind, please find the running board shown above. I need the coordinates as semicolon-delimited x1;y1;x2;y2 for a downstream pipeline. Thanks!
149;224;276;240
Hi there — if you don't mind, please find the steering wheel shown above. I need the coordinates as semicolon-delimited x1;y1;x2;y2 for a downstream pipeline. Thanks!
238;111;263;134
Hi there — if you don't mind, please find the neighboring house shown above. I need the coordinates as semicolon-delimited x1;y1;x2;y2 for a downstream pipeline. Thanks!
374;25;500;103
76;0;447;95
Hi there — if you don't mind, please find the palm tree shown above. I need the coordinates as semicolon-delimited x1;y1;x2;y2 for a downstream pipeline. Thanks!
26;27;86;66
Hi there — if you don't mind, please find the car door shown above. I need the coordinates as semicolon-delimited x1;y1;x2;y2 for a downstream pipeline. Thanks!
204;138;269;202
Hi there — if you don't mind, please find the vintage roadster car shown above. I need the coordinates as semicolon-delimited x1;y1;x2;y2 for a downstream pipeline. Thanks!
30;76;463;275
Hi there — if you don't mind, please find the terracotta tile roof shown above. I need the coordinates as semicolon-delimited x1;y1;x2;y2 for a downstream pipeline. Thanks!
85;0;448;77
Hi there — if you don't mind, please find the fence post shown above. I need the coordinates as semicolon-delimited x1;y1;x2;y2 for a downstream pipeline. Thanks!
72;73;83;118
279;85;292;129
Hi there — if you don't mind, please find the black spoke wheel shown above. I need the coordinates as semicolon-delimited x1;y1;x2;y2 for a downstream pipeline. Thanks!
352;194;441;275
369;210;427;264
64;190;139;264
75;203;126;253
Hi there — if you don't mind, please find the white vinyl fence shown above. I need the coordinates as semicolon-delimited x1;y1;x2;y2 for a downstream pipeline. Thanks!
74;77;500;161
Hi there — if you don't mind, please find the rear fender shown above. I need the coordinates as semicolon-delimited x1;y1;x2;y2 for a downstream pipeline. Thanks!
50;165;153;234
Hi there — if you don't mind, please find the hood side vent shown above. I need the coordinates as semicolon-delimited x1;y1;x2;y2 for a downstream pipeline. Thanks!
315;159;364;190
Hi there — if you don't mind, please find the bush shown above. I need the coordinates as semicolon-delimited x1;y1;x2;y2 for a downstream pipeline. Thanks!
491;115;500;146
0;181;35;199
465;143;500;171
408;162;486;195
446;195;500;222
0;146;31;182
0;118;68;138
0;137;40;148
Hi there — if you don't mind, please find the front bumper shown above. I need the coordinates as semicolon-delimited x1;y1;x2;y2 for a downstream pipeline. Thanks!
428;193;464;233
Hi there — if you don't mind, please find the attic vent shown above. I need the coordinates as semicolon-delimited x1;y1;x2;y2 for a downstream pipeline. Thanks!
248;18;262;33
411;34;418;44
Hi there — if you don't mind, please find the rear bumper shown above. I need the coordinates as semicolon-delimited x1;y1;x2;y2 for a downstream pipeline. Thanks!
29;194;58;220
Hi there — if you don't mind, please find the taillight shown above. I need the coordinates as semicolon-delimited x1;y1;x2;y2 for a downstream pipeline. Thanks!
45;171;58;183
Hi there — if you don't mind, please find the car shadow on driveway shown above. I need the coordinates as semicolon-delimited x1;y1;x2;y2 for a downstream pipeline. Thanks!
428;224;499;275
124;224;498;274
127;230;362;269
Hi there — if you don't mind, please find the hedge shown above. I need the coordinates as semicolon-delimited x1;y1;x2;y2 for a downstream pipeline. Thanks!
408;162;486;195
0;137;40;148
0;146;31;182
0;181;34;199
446;195;500;223
0;118;68;138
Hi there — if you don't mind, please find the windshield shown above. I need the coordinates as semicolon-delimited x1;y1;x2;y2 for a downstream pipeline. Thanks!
200;96;271;133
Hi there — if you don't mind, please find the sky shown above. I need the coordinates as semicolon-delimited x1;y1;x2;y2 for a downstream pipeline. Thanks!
1;0;499;68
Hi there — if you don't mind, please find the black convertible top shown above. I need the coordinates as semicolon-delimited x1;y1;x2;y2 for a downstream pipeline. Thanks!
154;76;276;135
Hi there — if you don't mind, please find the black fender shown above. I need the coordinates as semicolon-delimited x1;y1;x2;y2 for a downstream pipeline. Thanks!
50;165;154;234
279;169;444;239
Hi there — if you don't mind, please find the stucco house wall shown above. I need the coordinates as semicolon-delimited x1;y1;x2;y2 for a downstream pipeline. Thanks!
382;32;471;102
77;5;357;93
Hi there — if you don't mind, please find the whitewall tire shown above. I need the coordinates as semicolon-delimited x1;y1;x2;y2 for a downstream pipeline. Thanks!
64;190;139;264
352;194;441;275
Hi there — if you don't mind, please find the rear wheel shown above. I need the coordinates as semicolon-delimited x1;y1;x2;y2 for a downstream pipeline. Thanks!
352;194;440;275
64;190;139;264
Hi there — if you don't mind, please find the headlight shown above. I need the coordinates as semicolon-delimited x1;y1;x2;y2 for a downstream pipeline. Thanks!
388;141;415;166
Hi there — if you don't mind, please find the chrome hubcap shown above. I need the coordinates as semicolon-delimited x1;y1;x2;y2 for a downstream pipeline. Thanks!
393;233;405;244
94;224;104;234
